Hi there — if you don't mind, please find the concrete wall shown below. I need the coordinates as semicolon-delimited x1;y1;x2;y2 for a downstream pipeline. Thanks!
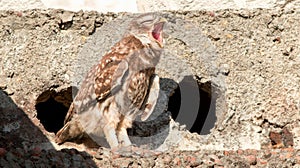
1;7;299;151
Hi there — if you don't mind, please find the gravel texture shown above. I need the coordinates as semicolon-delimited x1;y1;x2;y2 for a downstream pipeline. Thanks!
0;5;300;167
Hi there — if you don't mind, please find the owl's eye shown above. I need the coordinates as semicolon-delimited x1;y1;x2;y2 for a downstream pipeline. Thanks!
141;20;154;25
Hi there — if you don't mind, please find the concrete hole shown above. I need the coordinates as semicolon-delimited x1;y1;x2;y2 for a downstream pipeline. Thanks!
35;86;77;133
167;76;217;135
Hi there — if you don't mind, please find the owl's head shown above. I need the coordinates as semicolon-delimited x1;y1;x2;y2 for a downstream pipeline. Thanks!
129;13;167;48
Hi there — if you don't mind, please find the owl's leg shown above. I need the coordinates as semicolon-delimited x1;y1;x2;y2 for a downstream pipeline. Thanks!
112;115;162;157
103;123;119;148
116;115;132;146
117;127;131;146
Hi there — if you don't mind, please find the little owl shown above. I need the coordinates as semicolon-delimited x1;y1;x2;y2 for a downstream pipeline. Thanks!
55;13;166;149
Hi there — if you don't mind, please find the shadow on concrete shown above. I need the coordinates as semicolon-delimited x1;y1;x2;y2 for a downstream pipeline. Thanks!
0;90;97;167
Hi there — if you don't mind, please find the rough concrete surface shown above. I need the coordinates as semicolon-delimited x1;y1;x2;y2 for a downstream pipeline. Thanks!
0;4;300;168
1;0;299;12
137;0;296;11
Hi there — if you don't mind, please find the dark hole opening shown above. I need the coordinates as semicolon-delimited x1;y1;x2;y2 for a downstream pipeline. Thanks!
35;87;77;133
36;97;68;133
59;21;73;30
167;76;216;135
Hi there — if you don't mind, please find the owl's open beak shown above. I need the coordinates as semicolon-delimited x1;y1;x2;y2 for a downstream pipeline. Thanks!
152;18;167;48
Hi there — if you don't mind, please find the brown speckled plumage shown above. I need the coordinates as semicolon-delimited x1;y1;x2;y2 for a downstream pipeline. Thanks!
55;13;166;148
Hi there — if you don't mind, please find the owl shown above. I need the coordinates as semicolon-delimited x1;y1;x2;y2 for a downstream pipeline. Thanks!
55;13;166;149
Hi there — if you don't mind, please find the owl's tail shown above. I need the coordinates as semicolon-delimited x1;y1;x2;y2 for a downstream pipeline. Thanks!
55;117;84;144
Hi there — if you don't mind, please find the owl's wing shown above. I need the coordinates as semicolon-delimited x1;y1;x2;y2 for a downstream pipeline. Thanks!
69;56;128;118
95;59;129;102
57;58;129;144
140;74;160;121
69;63;98;116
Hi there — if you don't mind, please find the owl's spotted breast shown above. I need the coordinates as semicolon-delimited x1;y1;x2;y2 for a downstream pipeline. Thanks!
127;68;155;109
